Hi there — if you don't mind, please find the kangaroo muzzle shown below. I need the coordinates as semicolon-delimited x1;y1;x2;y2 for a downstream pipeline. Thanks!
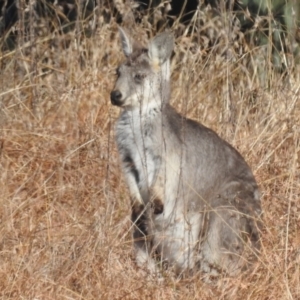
110;90;123;106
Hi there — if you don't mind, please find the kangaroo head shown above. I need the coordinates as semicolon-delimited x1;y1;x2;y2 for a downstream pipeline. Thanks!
111;28;174;109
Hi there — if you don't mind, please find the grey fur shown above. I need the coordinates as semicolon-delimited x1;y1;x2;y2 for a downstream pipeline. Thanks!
110;28;262;277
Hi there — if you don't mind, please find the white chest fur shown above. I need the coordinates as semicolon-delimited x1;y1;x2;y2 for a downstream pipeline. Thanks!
116;107;162;198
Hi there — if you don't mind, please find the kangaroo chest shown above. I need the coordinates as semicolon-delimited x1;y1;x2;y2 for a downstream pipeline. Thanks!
116;109;162;193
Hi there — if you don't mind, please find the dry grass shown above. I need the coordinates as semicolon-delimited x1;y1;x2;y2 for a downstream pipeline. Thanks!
1;16;300;299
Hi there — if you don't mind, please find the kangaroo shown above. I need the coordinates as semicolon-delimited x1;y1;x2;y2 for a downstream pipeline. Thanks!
110;28;262;277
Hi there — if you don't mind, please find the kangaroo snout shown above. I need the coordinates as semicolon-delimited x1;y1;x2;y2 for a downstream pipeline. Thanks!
110;90;123;106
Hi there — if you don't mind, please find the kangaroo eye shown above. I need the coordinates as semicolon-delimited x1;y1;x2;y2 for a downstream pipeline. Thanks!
134;73;145;83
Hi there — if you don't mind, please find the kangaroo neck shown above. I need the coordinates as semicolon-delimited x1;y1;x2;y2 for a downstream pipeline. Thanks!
124;102;163;118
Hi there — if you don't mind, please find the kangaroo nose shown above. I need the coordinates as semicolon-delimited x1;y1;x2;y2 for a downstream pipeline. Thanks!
110;90;123;106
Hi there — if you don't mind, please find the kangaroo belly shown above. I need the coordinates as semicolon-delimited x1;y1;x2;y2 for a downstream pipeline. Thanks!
152;212;203;273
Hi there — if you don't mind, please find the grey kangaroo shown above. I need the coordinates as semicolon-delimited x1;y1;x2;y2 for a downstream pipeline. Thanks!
110;28;262;277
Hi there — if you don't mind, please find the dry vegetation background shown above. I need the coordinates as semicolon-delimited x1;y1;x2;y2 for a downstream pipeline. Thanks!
0;3;300;299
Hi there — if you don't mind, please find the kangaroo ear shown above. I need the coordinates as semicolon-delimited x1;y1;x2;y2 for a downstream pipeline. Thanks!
118;27;133;57
148;32;174;65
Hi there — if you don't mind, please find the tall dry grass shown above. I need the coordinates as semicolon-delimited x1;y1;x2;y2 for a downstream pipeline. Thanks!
0;9;299;300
